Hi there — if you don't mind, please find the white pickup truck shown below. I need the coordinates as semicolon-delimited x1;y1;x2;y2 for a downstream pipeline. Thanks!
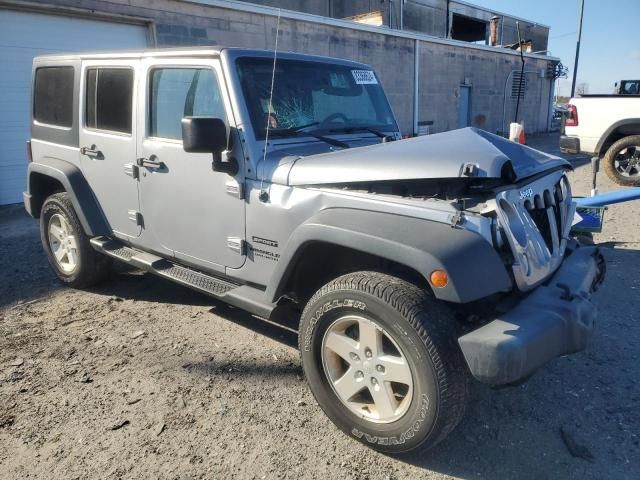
560;95;640;186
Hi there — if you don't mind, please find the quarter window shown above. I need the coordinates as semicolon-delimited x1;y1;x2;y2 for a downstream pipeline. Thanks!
85;68;134;134
34;67;74;127
149;68;226;140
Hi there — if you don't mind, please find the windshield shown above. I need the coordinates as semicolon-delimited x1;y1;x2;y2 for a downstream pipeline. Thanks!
236;57;397;139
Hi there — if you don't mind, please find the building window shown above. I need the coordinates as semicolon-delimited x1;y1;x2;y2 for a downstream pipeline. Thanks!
450;14;487;44
85;68;134;134
149;68;226;140
34;67;74;127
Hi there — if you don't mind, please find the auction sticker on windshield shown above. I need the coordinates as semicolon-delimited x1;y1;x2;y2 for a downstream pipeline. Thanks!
352;70;378;85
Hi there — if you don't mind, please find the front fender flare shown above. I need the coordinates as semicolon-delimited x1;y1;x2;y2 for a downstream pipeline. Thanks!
267;208;512;304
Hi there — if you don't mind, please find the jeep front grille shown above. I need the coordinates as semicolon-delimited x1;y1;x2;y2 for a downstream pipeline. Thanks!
523;180;566;254
496;171;575;291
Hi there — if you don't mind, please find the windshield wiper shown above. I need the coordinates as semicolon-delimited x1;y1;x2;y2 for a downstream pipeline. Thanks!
329;125;395;142
287;121;319;132
269;127;350;149
268;121;320;134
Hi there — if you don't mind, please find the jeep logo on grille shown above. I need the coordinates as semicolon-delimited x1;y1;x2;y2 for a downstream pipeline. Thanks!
519;187;534;200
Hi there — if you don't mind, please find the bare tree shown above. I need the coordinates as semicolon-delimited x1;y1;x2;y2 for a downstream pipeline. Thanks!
576;82;589;95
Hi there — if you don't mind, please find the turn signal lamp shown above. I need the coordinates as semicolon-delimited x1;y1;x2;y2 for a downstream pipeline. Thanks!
430;270;449;288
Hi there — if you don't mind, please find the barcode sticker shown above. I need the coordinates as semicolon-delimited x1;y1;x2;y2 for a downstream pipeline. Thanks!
351;70;378;85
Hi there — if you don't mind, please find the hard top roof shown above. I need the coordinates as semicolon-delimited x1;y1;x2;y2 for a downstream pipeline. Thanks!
33;46;371;68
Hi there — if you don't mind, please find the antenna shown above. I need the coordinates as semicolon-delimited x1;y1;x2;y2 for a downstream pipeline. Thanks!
258;9;281;203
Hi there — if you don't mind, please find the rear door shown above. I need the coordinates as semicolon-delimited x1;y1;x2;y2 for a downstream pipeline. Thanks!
79;60;141;238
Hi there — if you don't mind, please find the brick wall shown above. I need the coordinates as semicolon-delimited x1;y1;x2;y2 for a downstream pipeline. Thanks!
21;0;555;134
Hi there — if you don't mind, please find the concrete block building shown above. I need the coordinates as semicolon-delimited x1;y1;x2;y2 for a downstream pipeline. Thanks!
0;0;559;205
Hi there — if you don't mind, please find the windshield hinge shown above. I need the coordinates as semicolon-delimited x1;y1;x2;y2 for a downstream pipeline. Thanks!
461;163;479;177
450;211;466;228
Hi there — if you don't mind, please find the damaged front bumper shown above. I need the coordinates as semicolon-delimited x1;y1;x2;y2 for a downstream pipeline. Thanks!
458;242;606;385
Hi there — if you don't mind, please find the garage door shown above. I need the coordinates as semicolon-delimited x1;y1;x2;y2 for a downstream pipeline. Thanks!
0;9;149;205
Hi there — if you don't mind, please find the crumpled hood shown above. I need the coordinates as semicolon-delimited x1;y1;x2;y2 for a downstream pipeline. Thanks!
284;127;570;186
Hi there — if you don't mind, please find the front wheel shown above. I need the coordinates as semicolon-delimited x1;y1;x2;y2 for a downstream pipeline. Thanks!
299;271;469;454
602;135;640;186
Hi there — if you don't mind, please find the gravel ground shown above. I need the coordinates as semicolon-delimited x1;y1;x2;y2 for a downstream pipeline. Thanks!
1;134;638;479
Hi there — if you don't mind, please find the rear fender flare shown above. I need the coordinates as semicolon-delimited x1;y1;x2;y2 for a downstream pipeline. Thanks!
27;159;109;236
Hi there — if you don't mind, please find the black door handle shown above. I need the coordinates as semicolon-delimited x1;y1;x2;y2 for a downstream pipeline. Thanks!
137;155;165;169
80;145;102;157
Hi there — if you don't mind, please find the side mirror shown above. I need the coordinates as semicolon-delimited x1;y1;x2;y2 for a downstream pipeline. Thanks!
181;116;238;176
181;117;227;153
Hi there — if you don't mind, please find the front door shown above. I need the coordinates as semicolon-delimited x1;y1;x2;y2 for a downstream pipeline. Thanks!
136;59;245;271
79;61;141;238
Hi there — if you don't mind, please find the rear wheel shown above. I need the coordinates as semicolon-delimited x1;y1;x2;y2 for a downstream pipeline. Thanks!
40;192;111;288
299;271;469;453
602;135;640;186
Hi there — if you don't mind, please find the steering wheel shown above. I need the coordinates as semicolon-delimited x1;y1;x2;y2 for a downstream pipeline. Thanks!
321;112;349;124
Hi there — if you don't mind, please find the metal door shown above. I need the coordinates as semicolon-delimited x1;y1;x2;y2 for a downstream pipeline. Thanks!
78;60;141;238
0;10;147;205
458;85;471;128
136;58;246;271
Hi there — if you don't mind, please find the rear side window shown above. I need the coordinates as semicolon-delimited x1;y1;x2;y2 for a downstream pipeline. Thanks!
34;67;74;127
85;68;134;134
149;68;226;140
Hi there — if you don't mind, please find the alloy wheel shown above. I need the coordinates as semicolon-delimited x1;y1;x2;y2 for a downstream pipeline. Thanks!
321;314;413;423
48;213;79;273
614;145;640;178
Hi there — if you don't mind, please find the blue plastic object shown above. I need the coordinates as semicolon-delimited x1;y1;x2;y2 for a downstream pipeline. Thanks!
575;188;640;207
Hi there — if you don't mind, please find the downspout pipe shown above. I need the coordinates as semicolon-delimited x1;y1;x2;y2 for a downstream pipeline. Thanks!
445;0;450;38
547;68;556;132
413;39;420;136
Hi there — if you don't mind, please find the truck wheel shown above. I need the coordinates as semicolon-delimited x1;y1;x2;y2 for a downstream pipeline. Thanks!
40;192;111;288
602;135;640;186
299;271;469;453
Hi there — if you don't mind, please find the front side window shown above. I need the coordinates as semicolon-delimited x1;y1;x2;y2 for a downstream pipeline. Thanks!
235;57;397;139
85;68;133;134
34;67;74;127
149;68;226;140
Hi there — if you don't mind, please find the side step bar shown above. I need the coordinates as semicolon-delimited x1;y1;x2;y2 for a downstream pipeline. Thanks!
90;237;275;319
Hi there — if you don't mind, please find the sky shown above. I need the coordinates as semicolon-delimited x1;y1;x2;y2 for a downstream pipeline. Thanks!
468;0;640;96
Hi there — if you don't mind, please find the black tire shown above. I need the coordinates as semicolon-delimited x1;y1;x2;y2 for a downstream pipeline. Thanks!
40;192;111;288
298;271;469;454
602;135;640;186
573;232;595;246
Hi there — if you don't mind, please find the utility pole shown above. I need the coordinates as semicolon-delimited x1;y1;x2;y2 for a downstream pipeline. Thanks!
570;0;585;97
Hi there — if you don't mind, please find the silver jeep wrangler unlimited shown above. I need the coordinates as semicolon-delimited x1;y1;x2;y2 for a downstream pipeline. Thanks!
24;47;605;453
